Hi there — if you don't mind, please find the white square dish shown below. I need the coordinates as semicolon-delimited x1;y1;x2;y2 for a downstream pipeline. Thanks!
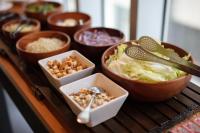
59;73;129;127
38;50;95;89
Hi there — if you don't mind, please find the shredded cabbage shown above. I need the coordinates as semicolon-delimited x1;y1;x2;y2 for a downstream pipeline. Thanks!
106;43;188;83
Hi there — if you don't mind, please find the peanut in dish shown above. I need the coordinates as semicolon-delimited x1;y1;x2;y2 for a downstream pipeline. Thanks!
70;88;115;108
47;56;87;78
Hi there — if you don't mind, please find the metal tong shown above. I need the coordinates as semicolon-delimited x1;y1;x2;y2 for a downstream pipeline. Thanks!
10;18;31;39
125;37;200;77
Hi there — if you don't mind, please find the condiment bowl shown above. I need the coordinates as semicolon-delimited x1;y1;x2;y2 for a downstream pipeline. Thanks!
16;31;71;65
74;27;125;63
2;18;40;48
38;50;95;88
48;12;91;38
59;73;128;127
0;12;19;37
25;1;63;28
101;42;193;102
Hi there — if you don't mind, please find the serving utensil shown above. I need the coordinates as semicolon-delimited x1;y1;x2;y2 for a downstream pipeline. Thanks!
125;44;200;77
77;87;104;124
78;19;84;25
138;36;200;71
0;13;15;22
11;18;31;39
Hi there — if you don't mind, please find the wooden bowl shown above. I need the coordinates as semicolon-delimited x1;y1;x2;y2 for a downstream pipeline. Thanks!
2;18;40;48
47;12;91;38
101;42;192;102
25;1;63;29
16;31;71;65
8;1;26;14
0;12;19;31
74;27;125;63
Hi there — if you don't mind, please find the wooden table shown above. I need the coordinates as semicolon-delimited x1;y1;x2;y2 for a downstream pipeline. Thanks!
0;51;67;132
0;40;200;133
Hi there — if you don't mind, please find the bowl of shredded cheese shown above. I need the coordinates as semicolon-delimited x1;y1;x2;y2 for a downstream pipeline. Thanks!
16;31;71;65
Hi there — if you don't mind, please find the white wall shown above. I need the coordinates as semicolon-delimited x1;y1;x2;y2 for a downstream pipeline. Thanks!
136;0;165;40
79;0;102;27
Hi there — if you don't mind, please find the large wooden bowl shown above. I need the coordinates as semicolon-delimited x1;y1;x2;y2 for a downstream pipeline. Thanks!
101;42;192;102
47;12;91;38
2;18;40;49
74;27;125;63
25;1;62;29
16;31;71;65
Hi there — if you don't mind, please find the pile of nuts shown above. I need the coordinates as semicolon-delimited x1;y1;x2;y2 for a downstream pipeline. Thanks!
70;88;115;108
47;56;86;78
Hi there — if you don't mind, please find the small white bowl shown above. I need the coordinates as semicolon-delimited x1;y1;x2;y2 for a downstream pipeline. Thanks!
59;73;129;127
38;50;95;89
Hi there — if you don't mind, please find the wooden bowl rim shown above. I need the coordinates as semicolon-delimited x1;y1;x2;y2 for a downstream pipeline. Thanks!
74;27;125;48
47;11;91;28
2;18;40;33
25;1;62;14
16;31;71;55
101;41;193;85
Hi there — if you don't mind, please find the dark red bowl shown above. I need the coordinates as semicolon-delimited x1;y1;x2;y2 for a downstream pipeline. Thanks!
102;41;192;102
74;27;125;63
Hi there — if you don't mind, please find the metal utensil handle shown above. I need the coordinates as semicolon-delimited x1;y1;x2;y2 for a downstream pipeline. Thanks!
11;19;31;38
125;45;200;77
0;13;14;22
138;36;200;71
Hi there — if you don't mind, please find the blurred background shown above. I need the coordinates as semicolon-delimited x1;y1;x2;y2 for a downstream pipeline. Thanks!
1;0;200;132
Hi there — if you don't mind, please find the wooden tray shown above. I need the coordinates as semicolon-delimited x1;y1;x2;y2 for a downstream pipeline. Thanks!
0;40;200;133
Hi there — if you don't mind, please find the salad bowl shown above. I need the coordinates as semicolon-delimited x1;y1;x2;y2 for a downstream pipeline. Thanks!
74;27;125;63
101;41;193;102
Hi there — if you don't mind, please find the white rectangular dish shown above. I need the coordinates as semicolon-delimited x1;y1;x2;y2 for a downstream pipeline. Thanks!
38;50;95;89
59;73;129;127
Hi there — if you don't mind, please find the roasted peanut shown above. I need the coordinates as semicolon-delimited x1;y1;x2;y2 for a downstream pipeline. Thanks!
70;88;114;109
47;56;87;78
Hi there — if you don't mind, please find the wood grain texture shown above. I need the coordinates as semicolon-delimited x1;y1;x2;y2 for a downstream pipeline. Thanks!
0;56;67;133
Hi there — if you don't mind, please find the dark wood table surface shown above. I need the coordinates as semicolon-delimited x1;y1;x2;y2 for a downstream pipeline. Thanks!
0;39;200;133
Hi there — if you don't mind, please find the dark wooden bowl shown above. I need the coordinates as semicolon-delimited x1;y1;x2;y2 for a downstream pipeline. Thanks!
74;27;125;63
25;1;63;29
16;31;71;65
8;1;26;14
47;12;91;38
2;18;41;49
0;12;19;32
101;42;192;102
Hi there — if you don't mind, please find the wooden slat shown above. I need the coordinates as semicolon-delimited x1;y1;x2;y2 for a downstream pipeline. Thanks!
103;119;130;133
91;125;112;133
153;103;177;119
123;103;158;131
115;110;147;133
188;82;200;94
165;99;187;113
175;93;198;107
182;88;200;104
134;103;169;126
